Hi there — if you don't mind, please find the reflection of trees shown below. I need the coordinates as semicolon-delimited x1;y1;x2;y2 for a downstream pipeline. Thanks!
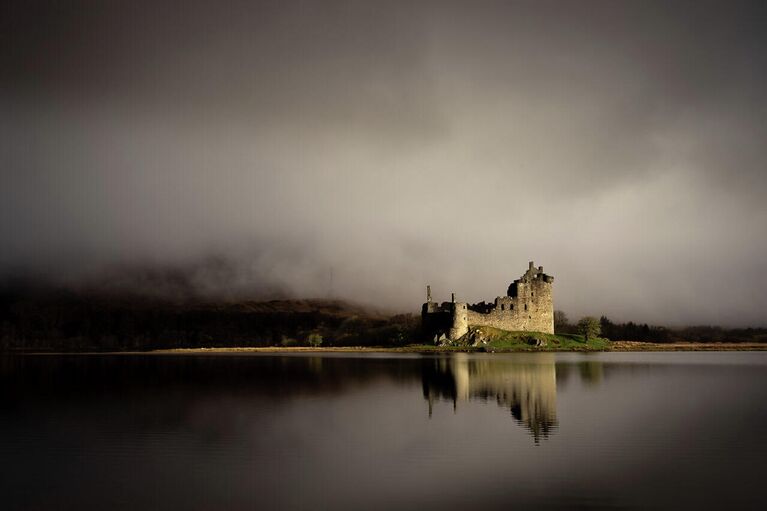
0;355;423;437
422;354;559;443
555;358;607;388
578;360;604;385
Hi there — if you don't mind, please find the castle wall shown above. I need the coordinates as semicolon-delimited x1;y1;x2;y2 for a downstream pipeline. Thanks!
450;303;469;340
422;301;468;340
466;275;553;334
422;261;554;340
421;302;452;339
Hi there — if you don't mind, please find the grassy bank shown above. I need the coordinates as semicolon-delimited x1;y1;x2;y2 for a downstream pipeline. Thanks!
148;340;765;354
14;327;767;354
481;327;609;351
428;326;611;352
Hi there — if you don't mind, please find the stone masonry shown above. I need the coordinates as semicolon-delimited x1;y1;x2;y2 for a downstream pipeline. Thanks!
421;261;554;341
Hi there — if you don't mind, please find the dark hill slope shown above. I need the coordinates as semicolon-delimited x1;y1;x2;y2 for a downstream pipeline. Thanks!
0;288;417;351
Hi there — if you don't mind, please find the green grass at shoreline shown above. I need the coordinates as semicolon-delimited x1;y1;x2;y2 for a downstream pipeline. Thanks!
9;326;767;354
10;342;767;355
429;326;611;352
487;333;609;351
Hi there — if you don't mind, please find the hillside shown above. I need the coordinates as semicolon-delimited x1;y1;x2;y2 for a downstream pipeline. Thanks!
0;288;416;351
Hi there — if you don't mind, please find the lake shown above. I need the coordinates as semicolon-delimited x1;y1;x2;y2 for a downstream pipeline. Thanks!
1;352;765;510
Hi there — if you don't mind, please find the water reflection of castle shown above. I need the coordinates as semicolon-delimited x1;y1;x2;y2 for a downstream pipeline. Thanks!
422;354;558;443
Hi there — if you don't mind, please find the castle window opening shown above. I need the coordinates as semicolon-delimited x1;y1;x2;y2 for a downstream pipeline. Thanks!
524;304;528;311
501;304;505;311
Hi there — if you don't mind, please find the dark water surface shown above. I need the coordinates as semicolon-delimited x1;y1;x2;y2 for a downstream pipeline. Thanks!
1;352;766;510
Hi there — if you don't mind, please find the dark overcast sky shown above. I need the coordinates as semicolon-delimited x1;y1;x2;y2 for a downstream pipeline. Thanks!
1;0;767;325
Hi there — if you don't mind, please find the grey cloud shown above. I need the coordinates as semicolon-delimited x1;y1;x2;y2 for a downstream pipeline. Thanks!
1;0;767;325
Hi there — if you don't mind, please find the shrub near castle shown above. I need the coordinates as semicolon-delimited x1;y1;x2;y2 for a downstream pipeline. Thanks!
577;317;601;342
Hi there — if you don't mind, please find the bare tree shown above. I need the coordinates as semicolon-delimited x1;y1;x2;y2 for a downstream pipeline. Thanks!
554;310;570;333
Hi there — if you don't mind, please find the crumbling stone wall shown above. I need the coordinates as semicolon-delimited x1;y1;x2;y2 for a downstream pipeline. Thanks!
422;261;554;340
422;301;468;340
450;302;469;340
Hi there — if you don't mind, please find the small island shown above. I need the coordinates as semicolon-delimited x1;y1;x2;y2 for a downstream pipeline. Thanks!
419;261;607;351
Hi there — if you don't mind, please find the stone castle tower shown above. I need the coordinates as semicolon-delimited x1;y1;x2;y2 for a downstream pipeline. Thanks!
422;261;554;341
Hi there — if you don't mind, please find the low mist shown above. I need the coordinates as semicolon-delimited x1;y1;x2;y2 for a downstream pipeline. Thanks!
2;1;767;325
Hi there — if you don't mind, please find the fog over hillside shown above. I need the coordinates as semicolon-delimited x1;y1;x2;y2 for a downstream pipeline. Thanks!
2;1;767;325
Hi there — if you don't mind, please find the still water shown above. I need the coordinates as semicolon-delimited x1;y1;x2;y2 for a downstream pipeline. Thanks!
1;352;766;510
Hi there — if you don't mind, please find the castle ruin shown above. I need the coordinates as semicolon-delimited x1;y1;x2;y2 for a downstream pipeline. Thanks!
422;261;554;341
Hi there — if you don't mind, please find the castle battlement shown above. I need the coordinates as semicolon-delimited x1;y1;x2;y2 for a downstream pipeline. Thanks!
422;261;554;341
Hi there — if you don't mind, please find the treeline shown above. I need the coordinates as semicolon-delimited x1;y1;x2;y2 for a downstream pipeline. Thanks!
555;310;767;343
3;286;765;351
0;287;419;351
